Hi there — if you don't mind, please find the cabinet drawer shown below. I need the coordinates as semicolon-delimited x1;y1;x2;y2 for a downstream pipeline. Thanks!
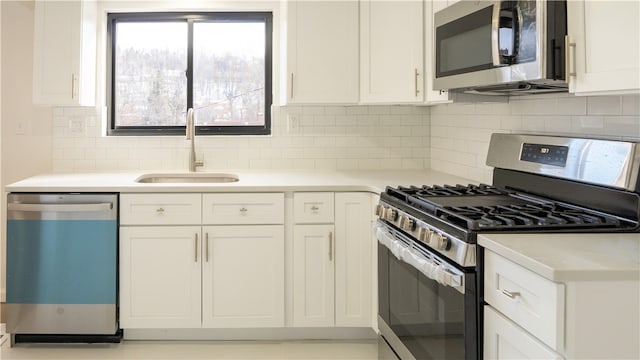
484;306;563;360
202;193;284;225
120;194;202;225
484;250;565;351
293;192;334;223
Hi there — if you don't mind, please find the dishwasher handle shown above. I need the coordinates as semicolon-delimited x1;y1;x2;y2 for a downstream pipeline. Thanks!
8;202;113;213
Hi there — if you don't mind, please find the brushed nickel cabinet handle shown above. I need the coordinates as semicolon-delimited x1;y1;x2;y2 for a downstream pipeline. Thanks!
565;35;577;77
502;289;520;299
290;73;294;99
414;68;420;97
71;73;76;99
329;231;333;261
195;233;199;262
206;232;209;263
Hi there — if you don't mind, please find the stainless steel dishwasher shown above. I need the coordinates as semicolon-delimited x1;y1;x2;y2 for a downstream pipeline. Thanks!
6;193;121;344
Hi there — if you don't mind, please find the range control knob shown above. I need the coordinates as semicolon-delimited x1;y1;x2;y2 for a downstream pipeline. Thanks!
401;217;415;232
375;204;385;217
418;227;431;243
385;208;398;222
430;232;451;251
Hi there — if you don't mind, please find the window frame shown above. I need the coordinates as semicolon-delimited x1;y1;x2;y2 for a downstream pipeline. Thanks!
106;12;273;136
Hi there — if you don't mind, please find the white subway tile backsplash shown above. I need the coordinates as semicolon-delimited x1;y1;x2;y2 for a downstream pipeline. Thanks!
542;115;573;134
555;96;587;115
587;96;622;115
622;95;640;116
52;95;639;179
345;106;369;116
571;116;605;135
430;94;640;183
603;117;640;138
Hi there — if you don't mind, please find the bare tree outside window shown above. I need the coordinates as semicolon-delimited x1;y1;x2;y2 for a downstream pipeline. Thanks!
193;22;265;127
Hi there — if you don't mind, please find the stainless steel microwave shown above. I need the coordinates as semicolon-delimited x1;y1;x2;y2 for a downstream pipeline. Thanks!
433;0;567;95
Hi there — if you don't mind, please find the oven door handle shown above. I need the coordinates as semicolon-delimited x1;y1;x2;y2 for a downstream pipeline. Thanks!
403;245;463;290
375;221;464;293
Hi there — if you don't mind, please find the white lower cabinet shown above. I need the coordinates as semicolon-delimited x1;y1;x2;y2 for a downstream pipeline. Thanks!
120;226;202;328
119;193;285;330
291;192;374;328
484;247;640;359
292;225;335;327
202;225;284;328
120;191;374;334
484;306;562;360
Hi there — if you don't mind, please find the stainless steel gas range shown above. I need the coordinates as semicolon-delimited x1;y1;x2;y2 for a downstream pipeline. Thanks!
375;134;640;360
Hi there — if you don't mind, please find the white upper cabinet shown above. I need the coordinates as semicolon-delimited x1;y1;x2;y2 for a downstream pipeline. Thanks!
360;0;424;104
423;0;451;104
567;0;640;95
32;0;96;106
281;0;359;105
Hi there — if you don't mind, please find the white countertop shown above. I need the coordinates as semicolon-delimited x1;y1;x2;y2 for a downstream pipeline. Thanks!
479;233;640;282
4;169;474;194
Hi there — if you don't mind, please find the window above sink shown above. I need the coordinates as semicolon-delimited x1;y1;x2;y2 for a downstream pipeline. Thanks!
106;12;273;137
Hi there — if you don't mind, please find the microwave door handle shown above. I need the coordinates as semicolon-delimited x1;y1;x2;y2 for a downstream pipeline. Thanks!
512;2;523;60
491;0;503;66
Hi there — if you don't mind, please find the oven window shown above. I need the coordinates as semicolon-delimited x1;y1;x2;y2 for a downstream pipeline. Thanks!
379;243;476;360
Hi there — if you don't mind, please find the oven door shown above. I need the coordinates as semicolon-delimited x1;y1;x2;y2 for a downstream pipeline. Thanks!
434;0;544;90
376;221;478;360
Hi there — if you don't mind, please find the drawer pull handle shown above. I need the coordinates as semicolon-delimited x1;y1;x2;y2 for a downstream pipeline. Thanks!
311;205;320;211
156;207;165;213
502;289;520;299
239;207;248;214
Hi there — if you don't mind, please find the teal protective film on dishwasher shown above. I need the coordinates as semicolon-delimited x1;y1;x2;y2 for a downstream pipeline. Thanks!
6;219;117;304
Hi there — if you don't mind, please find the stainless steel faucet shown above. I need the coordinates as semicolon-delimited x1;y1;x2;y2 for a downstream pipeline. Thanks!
186;108;204;172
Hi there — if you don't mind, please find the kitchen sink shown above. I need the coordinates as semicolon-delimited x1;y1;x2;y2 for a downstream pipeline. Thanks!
135;173;240;184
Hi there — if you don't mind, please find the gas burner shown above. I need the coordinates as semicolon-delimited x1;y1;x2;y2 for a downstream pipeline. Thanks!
439;202;622;230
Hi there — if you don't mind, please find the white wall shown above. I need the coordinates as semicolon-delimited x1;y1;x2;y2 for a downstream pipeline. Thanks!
0;1;54;303
430;94;640;183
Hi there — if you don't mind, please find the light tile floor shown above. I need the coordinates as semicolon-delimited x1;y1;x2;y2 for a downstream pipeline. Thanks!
1;339;378;360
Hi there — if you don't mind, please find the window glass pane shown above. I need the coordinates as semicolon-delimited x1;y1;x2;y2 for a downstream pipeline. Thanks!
114;22;188;127
193;22;266;127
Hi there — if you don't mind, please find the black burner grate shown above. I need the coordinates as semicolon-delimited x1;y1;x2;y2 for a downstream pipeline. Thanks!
384;184;626;232
438;202;622;231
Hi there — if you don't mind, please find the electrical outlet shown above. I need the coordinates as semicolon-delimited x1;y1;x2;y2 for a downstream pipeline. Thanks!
287;115;300;134
16;121;25;135
69;119;85;134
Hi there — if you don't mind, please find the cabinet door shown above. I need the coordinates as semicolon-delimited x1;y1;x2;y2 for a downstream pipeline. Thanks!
334;193;373;327
292;224;335;327
424;0;451;104
32;0;96;106
202;225;285;328
567;0;640;95
360;0;424;103
283;0;359;104
484;306;563;360
119;226;202;328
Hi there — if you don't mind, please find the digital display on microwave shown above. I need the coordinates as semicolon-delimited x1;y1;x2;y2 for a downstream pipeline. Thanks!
520;143;568;167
